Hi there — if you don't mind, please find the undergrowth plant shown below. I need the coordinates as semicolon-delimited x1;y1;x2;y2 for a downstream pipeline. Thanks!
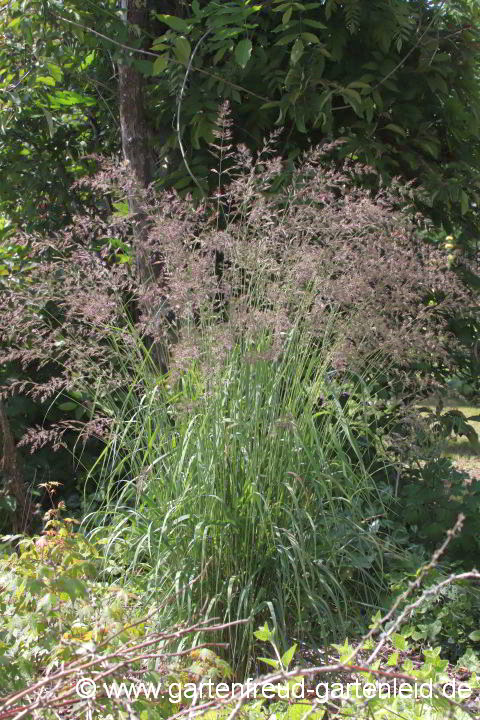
1;515;479;720
0;512;236;719
388;568;480;664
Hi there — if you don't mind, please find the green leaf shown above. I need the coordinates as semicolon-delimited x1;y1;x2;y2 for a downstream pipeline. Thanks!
174;36;191;66
295;109;307;133
316;89;332;112
254;623;273;642
372;88;384;110
281;644;297;669
36;76;56;86
341;87;362;104
155;14;189;32
290;38;304;65
80;51;96;70
469;631;480;641
275;32;300;46
133;59;153;76
112;201;130;216
53;576;88;603
341;87;363;116
47;64;63;82
234;38;252;68
392;633;407;651
48;90;95;106
58;401;77;411
26;579;46;595
416;139;439;159
282;7;292;24
213;46;227;64
258;656;279;669
260;101;281;110
302;19;327;29
286;704;323;720
192;0;201;17
301;32;319;44
153;54;169;76
348;81;371;90
384;123;407;137
8;16;24;30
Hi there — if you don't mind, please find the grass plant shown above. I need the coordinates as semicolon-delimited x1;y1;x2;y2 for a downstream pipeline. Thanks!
86;325;399;677
2;141;475;680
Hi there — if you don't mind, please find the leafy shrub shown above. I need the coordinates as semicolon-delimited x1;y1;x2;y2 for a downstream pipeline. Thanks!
0;511;234;719
0;511;107;693
390;571;480;664
399;457;480;567
417;400;480;447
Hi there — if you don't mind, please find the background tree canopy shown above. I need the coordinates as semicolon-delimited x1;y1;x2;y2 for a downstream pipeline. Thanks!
1;0;479;237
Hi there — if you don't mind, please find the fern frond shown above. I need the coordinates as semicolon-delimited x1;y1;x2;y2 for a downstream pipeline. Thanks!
344;0;361;34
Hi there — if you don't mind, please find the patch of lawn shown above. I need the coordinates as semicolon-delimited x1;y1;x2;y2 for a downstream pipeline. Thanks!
420;398;480;482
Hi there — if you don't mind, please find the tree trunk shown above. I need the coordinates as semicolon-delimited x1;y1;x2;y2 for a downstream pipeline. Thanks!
118;0;171;373
118;9;152;191
0;399;34;535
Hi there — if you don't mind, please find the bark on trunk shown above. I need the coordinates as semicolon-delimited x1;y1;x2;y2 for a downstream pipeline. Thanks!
118;0;171;373
0;399;34;534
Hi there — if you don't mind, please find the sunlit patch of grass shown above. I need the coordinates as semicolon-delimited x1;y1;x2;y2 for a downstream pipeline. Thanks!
420;398;480;481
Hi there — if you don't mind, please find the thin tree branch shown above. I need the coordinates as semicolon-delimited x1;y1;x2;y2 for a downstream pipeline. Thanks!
52;13;270;102
176;29;211;196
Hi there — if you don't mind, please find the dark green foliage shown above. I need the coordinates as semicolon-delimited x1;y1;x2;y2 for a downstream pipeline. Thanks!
0;0;118;232
390;570;480;663
447;310;480;400
417;402;480;446
2;1;480;237
399;457;480;567
310;370;398;486
143;0;480;238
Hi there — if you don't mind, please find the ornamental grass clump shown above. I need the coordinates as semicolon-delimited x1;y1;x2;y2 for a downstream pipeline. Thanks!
0;140;471;432
148;137;470;382
0;136;476;674
86;326;399;677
